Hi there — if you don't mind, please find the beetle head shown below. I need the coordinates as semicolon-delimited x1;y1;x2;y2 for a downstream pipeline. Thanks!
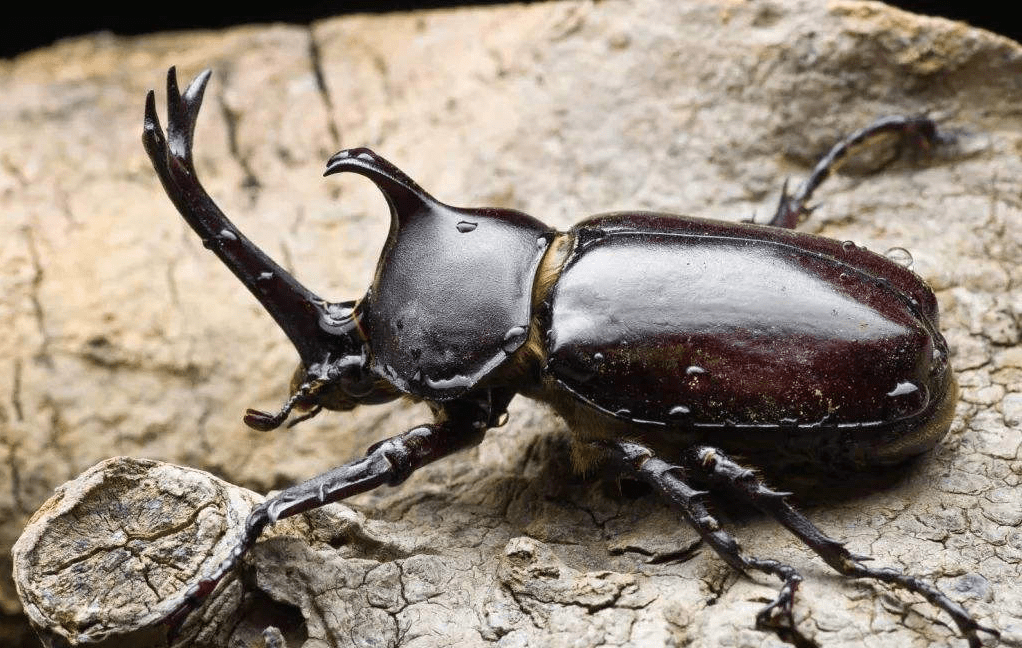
145;69;415;432
242;299;402;431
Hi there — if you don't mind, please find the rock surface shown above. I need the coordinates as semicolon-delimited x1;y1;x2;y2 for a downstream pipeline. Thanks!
3;1;1021;646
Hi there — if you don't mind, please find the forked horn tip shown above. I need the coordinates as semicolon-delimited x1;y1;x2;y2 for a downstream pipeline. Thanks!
185;69;213;100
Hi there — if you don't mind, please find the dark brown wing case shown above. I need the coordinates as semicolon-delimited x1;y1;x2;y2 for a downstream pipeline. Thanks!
546;213;951;436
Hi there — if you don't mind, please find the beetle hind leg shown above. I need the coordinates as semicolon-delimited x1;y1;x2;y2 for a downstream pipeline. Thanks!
686;446;996;648
604;441;811;644
767;115;940;229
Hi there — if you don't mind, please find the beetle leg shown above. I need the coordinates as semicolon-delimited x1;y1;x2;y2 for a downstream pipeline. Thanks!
604;440;808;642
687;446;996;648
164;398;493;633
767;115;940;229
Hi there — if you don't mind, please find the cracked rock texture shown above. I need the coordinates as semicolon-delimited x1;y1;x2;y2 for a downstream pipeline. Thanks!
3;1;1022;646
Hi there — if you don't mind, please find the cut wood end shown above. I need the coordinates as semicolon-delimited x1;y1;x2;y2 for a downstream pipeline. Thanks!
12;457;259;646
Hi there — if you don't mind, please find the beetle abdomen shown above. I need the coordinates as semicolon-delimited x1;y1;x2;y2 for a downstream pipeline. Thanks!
545;213;953;467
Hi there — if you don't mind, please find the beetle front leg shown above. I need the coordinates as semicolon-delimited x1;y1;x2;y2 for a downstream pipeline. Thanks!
687;446;997;648
164;399;493;633
604;441;809;643
768;115;940;229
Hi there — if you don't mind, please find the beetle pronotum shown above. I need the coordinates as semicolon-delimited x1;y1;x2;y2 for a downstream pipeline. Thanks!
143;68;995;646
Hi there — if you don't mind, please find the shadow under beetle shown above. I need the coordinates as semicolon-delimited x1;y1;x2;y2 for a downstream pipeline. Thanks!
143;68;996;646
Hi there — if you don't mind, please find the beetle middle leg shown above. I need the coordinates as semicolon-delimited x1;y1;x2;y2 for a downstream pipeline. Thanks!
768;115;941;229
686;446;996;648
604;440;812;644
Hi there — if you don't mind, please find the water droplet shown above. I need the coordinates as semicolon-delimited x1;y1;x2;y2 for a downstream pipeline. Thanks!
686;366;706;375
841;240;856;252
886;381;919;397
258;271;274;281
615;408;631;418
884;246;914;268
456;220;478;233
839;272;849;281
593;352;604;362
886;380;926;417
219;228;237;241
536;236;549;249
502;325;528;353
424;373;474;390
669;405;690;417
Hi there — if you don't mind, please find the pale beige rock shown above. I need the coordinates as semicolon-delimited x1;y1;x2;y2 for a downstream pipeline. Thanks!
3;1;1021;647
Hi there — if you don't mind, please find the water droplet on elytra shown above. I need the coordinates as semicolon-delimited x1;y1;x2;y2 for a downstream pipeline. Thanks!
887;381;919;397
686;366;706;376
456;220;478;233
502;325;527;353
593;352;604;362
669;405;690;417
884;246;914;268
258;271;274;281
842;240;856;252
219;228;237;241
424;373;474;390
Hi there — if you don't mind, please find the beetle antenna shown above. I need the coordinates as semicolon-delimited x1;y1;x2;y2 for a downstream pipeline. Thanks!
287;406;323;428
244;381;318;431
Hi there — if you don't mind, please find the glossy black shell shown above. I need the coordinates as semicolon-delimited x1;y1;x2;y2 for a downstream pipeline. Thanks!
365;201;551;401
545;213;953;468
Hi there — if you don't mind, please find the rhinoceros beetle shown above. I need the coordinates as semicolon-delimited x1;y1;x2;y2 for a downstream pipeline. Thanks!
143;68;995;646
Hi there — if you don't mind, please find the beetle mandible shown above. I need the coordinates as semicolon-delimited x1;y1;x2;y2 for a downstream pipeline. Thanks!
142;68;995;646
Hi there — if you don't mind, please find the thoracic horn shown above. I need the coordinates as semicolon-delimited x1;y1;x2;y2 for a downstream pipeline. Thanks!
324;148;438;229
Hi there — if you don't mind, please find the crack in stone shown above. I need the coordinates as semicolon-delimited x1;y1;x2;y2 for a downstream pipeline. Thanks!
23;227;51;365
6;440;26;514
11;358;23;422
307;27;341;150
215;79;262;200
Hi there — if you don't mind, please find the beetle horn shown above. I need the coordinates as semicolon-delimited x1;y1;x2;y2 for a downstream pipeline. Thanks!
324;148;437;225
143;68;356;366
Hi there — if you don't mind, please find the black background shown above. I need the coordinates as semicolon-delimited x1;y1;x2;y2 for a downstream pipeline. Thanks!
3;1;1018;59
